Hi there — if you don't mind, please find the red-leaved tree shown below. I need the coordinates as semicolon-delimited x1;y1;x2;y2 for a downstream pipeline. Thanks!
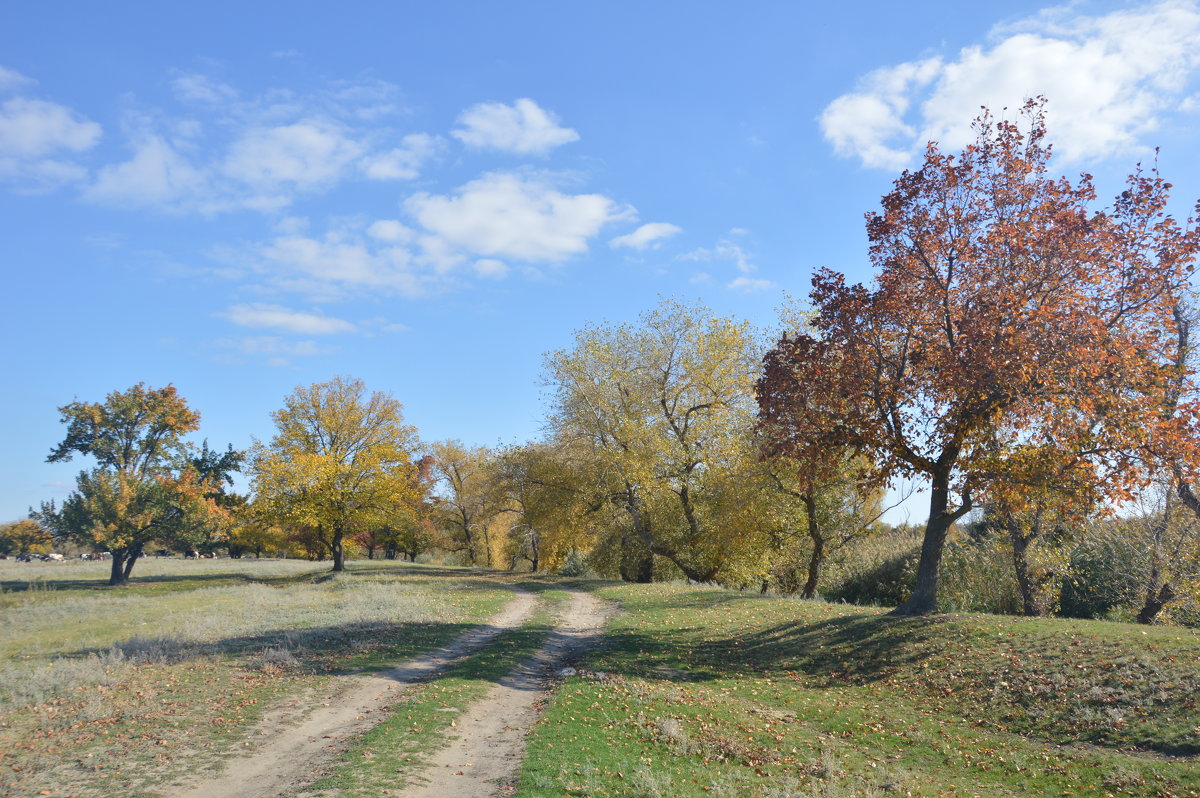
760;100;1200;614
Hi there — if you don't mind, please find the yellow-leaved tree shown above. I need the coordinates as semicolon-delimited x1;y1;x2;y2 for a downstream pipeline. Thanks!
544;299;772;584
250;376;421;572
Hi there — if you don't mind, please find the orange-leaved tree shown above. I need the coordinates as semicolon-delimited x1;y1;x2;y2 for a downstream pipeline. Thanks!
34;383;232;585
760;99;1200;615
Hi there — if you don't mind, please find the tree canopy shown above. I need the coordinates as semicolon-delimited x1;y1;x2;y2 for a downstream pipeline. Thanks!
760;100;1200;614
34;383;230;585
249;376;422;572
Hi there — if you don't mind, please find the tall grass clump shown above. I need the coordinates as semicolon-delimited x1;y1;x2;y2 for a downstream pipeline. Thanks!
821;526;921;606
821;525;1026;614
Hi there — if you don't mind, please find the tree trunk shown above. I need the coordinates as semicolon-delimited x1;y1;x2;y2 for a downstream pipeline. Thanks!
122;548;140;582
1138;581;1175;624
331;531;346;572
1138;491;1173;623
1008;517;1043;616
632;550;653;582
108;549;128;586
621;485;656;583
800;494;824;600
892;471;965;615
618;534;654;583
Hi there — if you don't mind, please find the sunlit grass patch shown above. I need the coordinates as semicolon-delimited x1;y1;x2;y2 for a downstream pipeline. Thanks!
516;582;1200;798
0;559;514;797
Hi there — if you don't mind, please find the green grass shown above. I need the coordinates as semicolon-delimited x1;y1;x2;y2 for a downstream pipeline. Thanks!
517;582;1200;798
7;563;1199;797
0;559;515;798
304;583;572;797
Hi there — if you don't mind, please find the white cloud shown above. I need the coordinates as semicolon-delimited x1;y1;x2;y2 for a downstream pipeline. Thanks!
274;216;309;235
610;222;683;251
362;317;410;333
172;73;238;104
220;303;357;334
0;97;101;157
821;59;941;170
0;95;101;188
238;177;624;298
727;276;774;292
223;121;363;189
259;230;428;299
821;0;1200;168
360;132;441;180
86;114;378;212
473;258;509;279
406;171;629;263
0;66;35;93
76;76;432;212
84;135;215;210
367;219;414;243
214;336;334;366
451;98;579;155
681;239;754;273
681;236;773;291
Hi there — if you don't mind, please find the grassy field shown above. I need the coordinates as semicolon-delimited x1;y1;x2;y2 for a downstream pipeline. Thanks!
0;558;514;798
518;582;1200;798
4;560;1200;797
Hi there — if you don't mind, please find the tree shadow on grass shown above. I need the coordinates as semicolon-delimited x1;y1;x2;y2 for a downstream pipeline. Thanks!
713;612;946;684
597;605;947;687
60;618;488;674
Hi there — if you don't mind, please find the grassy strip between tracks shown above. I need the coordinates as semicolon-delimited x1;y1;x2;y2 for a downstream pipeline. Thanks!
302;585;571;797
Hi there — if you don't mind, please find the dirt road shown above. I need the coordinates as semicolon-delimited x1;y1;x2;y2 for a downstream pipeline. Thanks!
398;588;610;798
169;587;538;798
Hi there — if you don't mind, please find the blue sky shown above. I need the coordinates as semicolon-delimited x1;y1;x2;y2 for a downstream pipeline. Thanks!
4;0;1200;522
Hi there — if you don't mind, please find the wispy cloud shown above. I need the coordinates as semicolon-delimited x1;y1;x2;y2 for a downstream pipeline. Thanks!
0;76;102;190
212;335;334;367
360;132;442;180
681;234;774;292
74;74;434;213
219;303;357;334
610;222;682;251
0;66;35;93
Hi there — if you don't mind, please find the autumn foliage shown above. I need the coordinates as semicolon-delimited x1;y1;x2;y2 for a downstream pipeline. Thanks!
760;100;1200;614
249;376;423;572
34;383;234;585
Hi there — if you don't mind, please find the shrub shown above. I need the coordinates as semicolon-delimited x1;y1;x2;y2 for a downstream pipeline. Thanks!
557;549;590;577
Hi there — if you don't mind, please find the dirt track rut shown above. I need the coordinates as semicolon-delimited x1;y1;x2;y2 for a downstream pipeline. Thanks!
398;588;609;798
169;587;537;798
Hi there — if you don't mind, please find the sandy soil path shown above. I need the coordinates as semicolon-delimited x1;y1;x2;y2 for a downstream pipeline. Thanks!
398;588;610;798
168;587;537;798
